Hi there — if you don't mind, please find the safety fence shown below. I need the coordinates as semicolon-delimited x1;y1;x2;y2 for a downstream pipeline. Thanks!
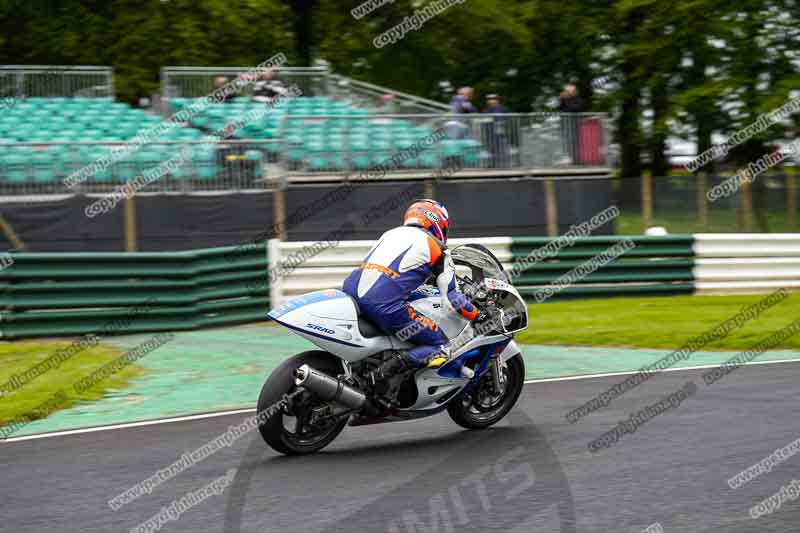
160;66;448;114
0;140;279;195
0;114;610;195
160;66;329;101
0;244;268;339
0;65;114;98
278;112;610;175
326;73;450;114
626;171;799;234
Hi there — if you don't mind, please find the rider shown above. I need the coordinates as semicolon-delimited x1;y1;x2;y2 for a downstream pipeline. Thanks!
343;199;479;377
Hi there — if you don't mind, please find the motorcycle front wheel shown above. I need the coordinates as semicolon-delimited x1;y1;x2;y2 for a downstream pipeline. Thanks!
447;353;525;429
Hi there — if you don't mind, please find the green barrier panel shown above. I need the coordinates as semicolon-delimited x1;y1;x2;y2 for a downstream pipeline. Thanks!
510;235;696;302
2;279;267;309
0;244;270;339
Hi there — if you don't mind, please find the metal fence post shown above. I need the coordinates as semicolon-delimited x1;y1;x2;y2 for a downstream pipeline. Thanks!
268;238;283;308
107;67;115;100
641;173;653;229
739;181;754;232
124;196;137;251
544;178;558;237
273;178;288;241
697;172;709;231
787;166;797;231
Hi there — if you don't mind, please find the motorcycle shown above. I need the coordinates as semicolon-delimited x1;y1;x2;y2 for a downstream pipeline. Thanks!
257;244;529;455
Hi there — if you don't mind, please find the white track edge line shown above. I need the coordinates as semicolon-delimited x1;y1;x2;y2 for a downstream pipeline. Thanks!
4;357;800;444
1;408;256;443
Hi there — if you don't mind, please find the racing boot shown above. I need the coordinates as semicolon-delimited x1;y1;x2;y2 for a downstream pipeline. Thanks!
422;345;452;369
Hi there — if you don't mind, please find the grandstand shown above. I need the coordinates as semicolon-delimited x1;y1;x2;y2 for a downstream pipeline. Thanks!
172;96;479;172
0;97;218;186
0;65;610;195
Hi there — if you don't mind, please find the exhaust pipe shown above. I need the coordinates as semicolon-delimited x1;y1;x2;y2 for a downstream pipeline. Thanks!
294;364;367;411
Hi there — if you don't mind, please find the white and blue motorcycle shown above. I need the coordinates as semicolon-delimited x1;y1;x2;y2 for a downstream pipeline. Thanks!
258;244;529;455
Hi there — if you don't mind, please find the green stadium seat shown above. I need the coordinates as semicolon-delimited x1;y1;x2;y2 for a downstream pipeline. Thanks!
324;135;345;152
461;139;481;165
244;150;264;178
87;150;114;182
170;98;189;112
347;135;370;151
307;154;330;171
80;129;105;141
351;153;372;169
371;138;392;151
191;146;217;180
393;134;414;148
28;130;56;142
327;153;346;170
286;144;305;165
441;139;462;158
112;152;138;181
418;149;440;168
165;158;189;181
1;152;28;183
31;150;57;182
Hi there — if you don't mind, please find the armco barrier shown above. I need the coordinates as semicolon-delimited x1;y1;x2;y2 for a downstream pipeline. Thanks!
270;235;697;306
693;234;800;294
0;244;268;339
4;233;798;338
510;235;696;299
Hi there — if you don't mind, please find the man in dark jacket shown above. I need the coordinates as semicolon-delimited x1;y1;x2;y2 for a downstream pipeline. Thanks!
252;70;288;103
558;84;584;164
482;94;511;167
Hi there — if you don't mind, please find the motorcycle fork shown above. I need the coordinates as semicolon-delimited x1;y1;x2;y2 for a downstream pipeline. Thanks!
490;356;507;393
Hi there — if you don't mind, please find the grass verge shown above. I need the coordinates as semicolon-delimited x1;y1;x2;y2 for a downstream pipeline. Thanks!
0;340;145;429
517;293;800;351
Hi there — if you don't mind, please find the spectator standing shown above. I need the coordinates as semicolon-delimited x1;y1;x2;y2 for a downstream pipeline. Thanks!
449;86;476;114
483;93;509;115
447;86;476;139
252;70;288;103
557;84;584;164
214;76;236;103
482;94;511;167
379;93;397;113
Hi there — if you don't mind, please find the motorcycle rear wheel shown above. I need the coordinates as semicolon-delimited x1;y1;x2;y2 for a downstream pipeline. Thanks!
257;350;349;455
447;354;525;429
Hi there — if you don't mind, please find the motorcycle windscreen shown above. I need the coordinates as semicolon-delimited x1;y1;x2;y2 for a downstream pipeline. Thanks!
450;244;509;284
494;287;528;334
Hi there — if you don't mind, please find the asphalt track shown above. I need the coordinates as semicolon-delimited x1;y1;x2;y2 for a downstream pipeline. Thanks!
2;363;799;533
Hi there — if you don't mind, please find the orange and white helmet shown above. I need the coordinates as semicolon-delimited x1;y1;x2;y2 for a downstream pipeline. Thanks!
402;199;450;244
